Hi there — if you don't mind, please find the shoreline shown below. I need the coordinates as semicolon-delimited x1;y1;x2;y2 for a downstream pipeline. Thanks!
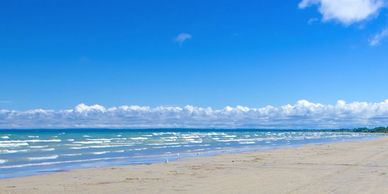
1;136;388;193
0;134;379;179
1;130;378;179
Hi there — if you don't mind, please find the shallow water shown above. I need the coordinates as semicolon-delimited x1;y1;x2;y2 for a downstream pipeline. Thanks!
0;129;382;179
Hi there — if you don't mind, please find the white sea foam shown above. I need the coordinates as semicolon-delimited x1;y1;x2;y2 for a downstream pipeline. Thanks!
0;139;61;143
110;138;127;141
29;145;49;149
1;149;29;154
0;159;7;164
28;139;61;143
161;136;178;141
182;144;197;148
0;142;29;148
207;132;224;136
28;155;59;161
130;137;148;140
238;141;256;145
69;146;89;150
89;145;116;149
74;141;104;144
86;138;112;142
91;151;109;155
182;135;200;139
62;153;82;157
188;140;203;144
215;139;235;143
152;146;169;149
1;136;10;139
152;132;176;136
167;141;184;145
133;148;147;151
197;144;210;147
69;144;131;150
40;148;56;152
169;145;183;148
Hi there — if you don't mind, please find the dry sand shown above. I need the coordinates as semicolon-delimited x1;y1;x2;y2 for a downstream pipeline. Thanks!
1;137;388;194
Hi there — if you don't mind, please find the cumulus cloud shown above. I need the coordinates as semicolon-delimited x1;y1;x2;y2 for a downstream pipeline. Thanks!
174;33;192;46
1;100;388;129
369;28;388;46
299;0;385;25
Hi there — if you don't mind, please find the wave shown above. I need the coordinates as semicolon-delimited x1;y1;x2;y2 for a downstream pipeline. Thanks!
86;138;112;141
152;144;183;149
69;146;88;150
40;148;56;152
28;139;61;143
187;140;203;144
132;148;147;151
0;142;29;148
62;153;82;157
69;144;132;150
0;139;61;143
0;149;29;154
89;145;124;149
238;141;256;145
74;141;105;144
91;151;109;155
29;145;49;149
0;159;7;164
130;137;148;140
28;155;59;161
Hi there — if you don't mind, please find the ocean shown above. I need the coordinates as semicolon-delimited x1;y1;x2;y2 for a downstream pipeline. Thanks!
0;129;382;179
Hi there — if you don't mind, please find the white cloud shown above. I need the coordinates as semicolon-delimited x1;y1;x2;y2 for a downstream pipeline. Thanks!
299;0;385;25
2;100;388;129
369;28;388;46
174;33;192;46
75;103;106;113
307;17;319;25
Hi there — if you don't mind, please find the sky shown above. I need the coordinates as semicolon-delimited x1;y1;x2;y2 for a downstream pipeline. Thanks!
1;0;388;128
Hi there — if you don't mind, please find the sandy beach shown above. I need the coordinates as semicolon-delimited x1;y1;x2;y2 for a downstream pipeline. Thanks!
1;136;388;194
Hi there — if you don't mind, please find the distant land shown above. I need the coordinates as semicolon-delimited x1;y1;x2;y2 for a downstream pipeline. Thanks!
347;127;388;133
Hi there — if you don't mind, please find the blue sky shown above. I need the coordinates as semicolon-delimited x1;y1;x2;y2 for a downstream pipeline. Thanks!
1;0;388;111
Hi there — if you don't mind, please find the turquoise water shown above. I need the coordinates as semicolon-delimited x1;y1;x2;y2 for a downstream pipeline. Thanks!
0;129;382;179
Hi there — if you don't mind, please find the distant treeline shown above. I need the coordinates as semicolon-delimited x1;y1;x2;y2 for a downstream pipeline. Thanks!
339;127;388;133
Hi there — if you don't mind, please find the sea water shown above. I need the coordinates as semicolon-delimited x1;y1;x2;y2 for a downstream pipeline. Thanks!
0;129;382;179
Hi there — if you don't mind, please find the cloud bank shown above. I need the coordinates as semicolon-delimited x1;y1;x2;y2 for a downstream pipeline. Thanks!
299;0;385;25
1;100;388;129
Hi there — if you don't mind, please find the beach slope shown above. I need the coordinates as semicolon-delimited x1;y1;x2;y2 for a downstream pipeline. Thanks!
1;137;388;194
